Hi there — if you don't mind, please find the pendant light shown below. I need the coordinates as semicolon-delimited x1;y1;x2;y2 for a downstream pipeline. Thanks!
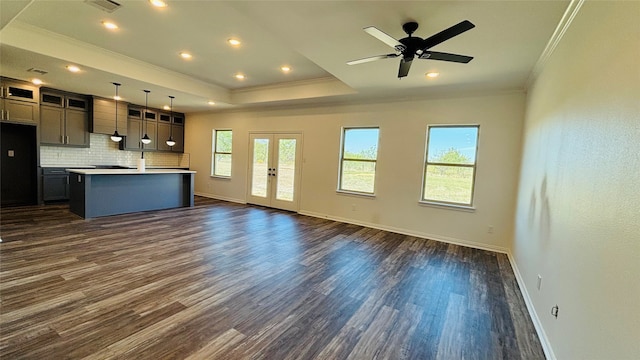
166;95;176;147
110;82;123;142
141;90;152;145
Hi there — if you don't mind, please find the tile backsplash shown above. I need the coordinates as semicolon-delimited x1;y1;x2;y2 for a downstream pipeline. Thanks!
41;133;189;168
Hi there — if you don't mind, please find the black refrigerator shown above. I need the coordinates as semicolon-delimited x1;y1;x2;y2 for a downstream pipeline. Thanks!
1;122;38;207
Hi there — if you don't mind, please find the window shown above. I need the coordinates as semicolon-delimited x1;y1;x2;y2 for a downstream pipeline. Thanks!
422;125;479;207
212;130;232;177
338;127;380;194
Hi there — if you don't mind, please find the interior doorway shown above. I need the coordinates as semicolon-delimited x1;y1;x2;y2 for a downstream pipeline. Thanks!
247;133;302;212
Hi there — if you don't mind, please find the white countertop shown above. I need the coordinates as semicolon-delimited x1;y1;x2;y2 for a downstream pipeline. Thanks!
66;168;196;175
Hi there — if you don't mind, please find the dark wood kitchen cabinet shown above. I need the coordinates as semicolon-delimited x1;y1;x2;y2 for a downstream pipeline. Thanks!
156;111;184;152
42;167;70;202
1;77;39;125
40;89;89;147
91;96;128;136
122;108;157;151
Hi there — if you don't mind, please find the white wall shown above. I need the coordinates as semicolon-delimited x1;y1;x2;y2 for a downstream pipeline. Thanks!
186;92;525;251
513;2;640;359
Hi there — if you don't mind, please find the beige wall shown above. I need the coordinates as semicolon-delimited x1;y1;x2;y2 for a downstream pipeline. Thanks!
514;2;640;359
186;92;525;251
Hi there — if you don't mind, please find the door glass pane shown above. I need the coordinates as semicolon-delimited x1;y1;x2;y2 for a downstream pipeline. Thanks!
276;139;296;201
251;139;269;197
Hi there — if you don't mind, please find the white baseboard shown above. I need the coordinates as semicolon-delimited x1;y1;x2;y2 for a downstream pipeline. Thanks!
297;210;509;254
195;192;246;204
507;251;555;360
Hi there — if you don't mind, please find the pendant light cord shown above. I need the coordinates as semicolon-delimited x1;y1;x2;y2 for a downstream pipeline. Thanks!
114;85;119;132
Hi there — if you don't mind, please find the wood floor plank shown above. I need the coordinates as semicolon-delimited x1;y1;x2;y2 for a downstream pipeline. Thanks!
0;197;545;359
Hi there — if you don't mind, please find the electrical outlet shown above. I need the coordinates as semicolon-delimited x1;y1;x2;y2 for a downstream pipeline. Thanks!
551;305;559;318
537;274;542;290
488;225;494;234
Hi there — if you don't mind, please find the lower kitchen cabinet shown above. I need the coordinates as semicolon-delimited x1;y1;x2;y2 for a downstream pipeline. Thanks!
42;168;69;202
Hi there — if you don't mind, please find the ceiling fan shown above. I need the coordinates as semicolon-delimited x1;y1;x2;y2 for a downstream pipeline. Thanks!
347;20;475;78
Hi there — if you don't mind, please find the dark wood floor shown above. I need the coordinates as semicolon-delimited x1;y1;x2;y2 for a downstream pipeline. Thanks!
0;197;545;359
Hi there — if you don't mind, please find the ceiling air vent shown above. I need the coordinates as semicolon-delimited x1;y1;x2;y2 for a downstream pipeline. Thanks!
27;68;48;75
84;0;121;13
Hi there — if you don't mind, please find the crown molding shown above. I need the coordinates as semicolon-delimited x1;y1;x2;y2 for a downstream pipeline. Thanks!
526;0;585;89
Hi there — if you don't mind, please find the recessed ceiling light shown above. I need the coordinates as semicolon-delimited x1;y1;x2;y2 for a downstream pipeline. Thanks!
31;78;43;85
425;72;439;78
208;101;216;105
179;52;192;59
280;66;291;73
163;105;170;110
227;38;241;46
102;21;118;30
149;0;167;8
66;65;81;73
234;73;245;80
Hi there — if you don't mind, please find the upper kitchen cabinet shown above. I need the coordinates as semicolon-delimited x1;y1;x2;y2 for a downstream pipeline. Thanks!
157;111;185;152
1;77;39;125
40;89;89;147
121;107;157;151
156;112;172;152
90;96;128;137
170;113;185;153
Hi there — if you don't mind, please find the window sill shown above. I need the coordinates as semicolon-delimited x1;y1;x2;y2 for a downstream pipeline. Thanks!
210;175;231;180
336;189;376;199
418;201;475;212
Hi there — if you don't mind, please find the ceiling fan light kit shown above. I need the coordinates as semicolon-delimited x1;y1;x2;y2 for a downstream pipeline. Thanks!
347;20;475;78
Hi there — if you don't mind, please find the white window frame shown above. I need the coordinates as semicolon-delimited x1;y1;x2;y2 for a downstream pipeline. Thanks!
337;126;380;197
420;125;479;209
211;129;232;178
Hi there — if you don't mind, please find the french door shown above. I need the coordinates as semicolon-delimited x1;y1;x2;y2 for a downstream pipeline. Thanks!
247;133;302;211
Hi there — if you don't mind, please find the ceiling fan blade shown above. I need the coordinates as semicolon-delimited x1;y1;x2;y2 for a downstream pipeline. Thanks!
347;53;399;65
398;58;413;78
421;20;475;50
363;26;407;52
420;51;473;63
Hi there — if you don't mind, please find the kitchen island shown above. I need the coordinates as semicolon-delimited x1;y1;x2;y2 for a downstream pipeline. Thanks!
67;168;196;219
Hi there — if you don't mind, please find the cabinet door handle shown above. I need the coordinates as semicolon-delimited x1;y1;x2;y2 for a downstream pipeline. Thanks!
61;135;64;143
66;176;69;185
1;109;4;121
5;110;9;120
66;136;69;144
